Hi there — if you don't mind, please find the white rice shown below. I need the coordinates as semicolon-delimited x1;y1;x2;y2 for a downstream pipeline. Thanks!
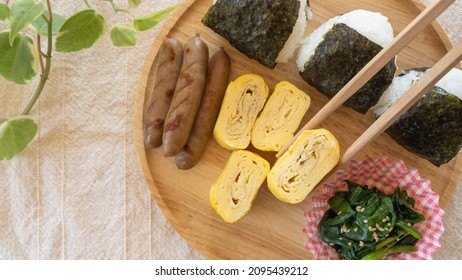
372;68;462;117
296;9;394;71
276;0;313;63
436;68;462;99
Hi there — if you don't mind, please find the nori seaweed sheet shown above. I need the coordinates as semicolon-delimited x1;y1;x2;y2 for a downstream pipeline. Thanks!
299;23;396;114
202;0;301;69
387;86;462;166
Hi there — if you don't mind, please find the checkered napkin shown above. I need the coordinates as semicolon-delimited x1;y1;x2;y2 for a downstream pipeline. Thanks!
303;155;445;260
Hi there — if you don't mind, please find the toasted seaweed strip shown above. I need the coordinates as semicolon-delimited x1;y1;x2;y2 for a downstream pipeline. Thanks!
202;0;301;69
387;87;462;166
299;23;396;114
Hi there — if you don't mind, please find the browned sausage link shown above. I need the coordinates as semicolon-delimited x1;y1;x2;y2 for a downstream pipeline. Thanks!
175;47;231;169
144;37;183;149
162;34;209;157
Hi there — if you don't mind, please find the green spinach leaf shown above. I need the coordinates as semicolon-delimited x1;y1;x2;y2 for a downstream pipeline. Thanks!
318;181;425;260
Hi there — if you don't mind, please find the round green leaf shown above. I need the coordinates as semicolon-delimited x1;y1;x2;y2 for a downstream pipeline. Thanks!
55;9;106;53
0;31;39;84
32;12;66;36
9;0;45;45
0;116;38;160
0;3;9;21
128;0;142;8
110;24;137;47
133;5;177;32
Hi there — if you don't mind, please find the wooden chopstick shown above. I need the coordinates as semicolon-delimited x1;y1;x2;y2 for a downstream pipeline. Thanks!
341;41;462;164
276;0;455;158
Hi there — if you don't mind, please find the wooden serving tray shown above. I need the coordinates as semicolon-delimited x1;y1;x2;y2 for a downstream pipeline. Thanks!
134;0;461;259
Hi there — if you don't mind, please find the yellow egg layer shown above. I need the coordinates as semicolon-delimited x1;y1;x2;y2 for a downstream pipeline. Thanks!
267;129;340;204
213;74;269;150
210;150;270;223
251;81;311;152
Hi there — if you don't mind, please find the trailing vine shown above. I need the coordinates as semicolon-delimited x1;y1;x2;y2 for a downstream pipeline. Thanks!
0;0;176;160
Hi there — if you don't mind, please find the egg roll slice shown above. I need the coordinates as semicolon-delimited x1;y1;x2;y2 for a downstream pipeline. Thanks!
251;81;311;151
213;74;269;150
210;150;270;223
267;129;340;204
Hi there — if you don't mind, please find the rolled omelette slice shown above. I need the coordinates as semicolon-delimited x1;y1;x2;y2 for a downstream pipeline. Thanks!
213;74;269;150
210;150;270;223
267;129;340;204
251;81;311;151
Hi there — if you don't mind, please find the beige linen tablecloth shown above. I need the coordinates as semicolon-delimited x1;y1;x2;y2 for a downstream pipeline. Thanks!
0;0;461;259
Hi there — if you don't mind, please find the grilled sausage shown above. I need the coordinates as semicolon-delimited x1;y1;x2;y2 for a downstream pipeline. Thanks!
162;34;209;157
144;37;183;149
175;48;231;169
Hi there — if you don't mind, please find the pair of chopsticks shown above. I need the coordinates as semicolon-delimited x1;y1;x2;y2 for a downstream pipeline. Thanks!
276;0;462;165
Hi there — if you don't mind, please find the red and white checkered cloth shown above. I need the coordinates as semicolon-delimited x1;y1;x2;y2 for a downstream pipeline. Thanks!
303;155;445;260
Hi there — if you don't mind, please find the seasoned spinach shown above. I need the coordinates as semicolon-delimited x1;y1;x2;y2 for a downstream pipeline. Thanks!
318;181;425;260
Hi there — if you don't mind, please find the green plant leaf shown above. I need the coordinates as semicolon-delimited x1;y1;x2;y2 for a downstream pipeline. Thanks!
133;5;176;32
128;0;142;8
9;0;45;45
0;3;9;21
0;116;38;160
110;23;137;47
0;31;38;84
32;12;66;36
55;9;106;53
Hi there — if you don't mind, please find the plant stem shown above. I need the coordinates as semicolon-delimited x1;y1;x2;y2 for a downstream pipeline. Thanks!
103;0;135;18
361;245;417;260
83;0;91;8
36;34;45;73
22;0;53;115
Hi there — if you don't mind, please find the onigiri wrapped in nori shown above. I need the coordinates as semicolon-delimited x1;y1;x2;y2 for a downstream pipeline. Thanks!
297;9;397;114
202;0;312;69
372;68;462;166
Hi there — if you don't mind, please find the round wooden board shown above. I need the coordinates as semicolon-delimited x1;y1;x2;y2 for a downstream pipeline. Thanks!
134;0;461;259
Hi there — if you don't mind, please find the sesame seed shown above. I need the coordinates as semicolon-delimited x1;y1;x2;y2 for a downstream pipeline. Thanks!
375;223;380;228
348;242;352;246
356;206;362;212
372;232;379;242
329;243;334;246
382;218;387;222
354;227;358;232
407;223;412;227
339;237;343;240
359;241;364;247
338;211;342;215
386;216;390;221
387;223;391;227
363;219;368;224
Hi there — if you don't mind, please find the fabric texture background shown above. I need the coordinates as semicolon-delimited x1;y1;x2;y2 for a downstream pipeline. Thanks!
0;0;461;259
